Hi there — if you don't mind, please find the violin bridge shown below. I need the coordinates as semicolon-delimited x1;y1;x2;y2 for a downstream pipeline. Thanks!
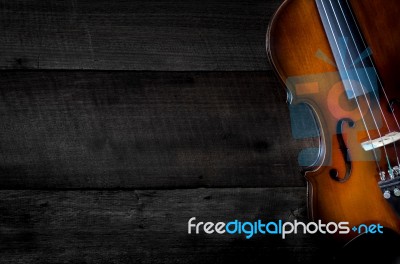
361;131;400;151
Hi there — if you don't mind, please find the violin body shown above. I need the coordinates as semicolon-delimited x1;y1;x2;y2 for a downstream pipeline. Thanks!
267;0;400;241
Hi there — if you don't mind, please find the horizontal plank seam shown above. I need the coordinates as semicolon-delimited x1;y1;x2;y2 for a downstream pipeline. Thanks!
0;69;275;74
0;186;306;191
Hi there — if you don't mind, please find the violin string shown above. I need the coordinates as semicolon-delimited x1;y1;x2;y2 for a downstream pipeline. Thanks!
319;0;382;172
338;0;400;170
327;0;393;173
344;0;400;169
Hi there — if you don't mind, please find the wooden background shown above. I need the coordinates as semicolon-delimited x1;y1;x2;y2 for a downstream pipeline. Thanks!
0;0;333;263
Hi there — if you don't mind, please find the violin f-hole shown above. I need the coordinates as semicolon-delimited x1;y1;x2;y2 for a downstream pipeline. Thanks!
329;118;355;183
388;99;400;113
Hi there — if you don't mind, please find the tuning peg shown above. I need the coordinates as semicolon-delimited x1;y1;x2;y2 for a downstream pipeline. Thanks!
394;188;400;197
384;190;391;199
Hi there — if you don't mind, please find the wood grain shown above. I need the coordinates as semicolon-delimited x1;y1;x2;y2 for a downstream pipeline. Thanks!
0;0;281;71
0;188;329;264
0;71;314;189
0;1;327;262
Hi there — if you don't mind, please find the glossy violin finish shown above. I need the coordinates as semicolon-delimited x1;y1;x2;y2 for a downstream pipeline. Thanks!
267;0;400;241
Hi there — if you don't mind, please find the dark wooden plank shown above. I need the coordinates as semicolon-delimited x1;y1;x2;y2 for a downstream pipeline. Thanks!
0;71;314;189
0;0;281;71
0;187;328;263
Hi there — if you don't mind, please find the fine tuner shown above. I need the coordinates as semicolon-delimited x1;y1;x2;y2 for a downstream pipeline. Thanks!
363;131;400;199
379;167;400;199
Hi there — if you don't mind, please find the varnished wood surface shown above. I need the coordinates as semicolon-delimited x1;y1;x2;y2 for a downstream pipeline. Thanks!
268;0;400;241
0;0;281;71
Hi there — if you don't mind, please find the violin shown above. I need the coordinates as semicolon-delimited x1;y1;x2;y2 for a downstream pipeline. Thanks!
267;0;400;243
